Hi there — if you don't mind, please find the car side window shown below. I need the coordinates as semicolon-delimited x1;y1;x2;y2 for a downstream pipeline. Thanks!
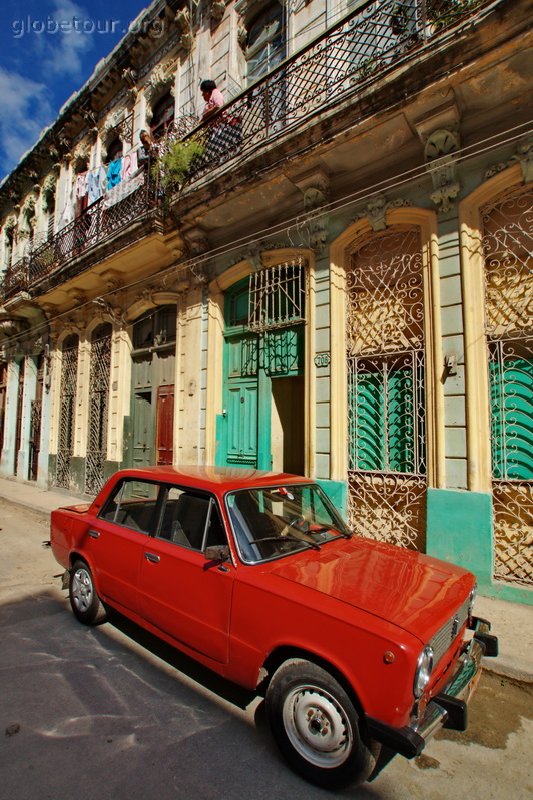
156;486;211;550
205;503;227;549
98;479;160;535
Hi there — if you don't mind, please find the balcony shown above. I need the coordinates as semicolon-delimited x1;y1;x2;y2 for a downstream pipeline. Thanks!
0;0;488;303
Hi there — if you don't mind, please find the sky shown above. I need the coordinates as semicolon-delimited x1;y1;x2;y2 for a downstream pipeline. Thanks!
0;0;153;182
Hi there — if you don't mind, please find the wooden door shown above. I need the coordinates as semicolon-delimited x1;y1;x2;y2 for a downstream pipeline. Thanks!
156;384;174;465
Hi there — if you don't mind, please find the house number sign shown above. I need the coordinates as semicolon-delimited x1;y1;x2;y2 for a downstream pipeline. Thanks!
314;353;331;368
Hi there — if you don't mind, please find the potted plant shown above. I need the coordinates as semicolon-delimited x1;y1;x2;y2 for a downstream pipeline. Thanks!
153;138;205;190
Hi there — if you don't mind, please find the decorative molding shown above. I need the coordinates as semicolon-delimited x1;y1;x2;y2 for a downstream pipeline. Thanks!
353;195;412;231
144;60;176;104
484;137;533;184
209;1;226;23
122;67;138;87
91;297;127;327
424;129;461;214
183;226;210;256
175;7;193;51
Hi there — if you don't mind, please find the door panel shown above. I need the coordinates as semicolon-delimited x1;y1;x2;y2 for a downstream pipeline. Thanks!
132;391;153;468
139;494;233;663
89;519;148;614
156;384;174;465
226;382;258;465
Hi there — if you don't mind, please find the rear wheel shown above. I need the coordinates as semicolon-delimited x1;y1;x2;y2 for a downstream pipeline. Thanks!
265;659;378;789
69;560;106;625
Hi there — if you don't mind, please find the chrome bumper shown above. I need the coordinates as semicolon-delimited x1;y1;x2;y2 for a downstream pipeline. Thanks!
367;617;498;759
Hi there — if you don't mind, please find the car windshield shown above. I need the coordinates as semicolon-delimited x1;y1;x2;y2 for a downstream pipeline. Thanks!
226;483;350;564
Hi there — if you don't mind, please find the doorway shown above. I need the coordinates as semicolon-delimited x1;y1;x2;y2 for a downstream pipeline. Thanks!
271;375;305;474
219;266;306;473
129;306;177;470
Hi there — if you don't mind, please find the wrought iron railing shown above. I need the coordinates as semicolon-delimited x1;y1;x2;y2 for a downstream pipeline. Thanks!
0;173;156;301
162;0;485;185
1;0;486;300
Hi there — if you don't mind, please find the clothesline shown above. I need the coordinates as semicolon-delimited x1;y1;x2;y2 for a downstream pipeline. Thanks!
57;151;141;232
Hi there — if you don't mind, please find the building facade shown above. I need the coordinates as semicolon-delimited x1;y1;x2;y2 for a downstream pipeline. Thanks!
0;0;531;603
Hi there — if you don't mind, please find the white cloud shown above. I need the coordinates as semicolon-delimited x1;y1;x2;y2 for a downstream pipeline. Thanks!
42;0;95;77
0;68;53;179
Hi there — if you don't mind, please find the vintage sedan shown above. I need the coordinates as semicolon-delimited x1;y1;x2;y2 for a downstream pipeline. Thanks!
50;466;497;788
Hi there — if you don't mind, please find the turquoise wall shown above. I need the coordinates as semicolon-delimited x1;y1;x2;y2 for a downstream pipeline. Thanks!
318;479;347;517
426;488;533;605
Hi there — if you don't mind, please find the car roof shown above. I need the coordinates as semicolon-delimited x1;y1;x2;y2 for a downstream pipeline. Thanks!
107;465;313;494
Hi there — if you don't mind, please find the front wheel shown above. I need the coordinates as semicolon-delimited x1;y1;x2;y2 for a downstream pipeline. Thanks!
69;560;106;625
265;659;378;789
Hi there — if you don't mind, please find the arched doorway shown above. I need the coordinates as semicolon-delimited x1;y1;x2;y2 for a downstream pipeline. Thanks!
345;226;428;550
218;260;306;473
481;183;533;586
85;323;112;494
56;334;79;489
130;306;176;469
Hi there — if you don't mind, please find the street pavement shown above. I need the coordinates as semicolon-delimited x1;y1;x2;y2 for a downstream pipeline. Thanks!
0;473;531;684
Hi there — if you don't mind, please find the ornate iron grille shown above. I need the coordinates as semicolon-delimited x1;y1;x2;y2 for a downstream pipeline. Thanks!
56;337;79;489
28;355;44;481
346;227;426;550
24;174;155;290
248;259;306;332
172;0;485;182
482;185;533;586
2;257;29;297
85;325;112;495
0;362;6;459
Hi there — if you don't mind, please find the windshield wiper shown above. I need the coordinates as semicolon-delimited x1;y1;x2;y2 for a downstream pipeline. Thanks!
311;524;352;540
248;535;321;551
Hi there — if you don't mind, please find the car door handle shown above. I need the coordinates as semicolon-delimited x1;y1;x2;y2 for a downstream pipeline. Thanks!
88;530;100;539
144;552;160;563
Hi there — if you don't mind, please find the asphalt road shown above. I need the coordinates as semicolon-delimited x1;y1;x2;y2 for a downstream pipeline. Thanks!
1;499;532;800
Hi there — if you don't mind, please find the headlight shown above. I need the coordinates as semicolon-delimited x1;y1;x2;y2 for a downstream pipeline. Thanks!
468;584;477;623
414;646;434;699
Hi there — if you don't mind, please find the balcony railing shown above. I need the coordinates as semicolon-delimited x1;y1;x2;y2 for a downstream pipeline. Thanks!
160;0;485;186
1;0;486;302
1;173;157;301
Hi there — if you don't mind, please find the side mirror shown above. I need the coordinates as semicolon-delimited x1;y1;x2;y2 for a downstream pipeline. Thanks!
204;544;230;562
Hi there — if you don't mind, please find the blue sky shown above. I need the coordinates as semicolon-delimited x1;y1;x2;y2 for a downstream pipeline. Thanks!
0;0;152;181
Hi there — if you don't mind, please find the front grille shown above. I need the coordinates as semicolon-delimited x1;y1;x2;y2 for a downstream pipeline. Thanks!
430;596;470;666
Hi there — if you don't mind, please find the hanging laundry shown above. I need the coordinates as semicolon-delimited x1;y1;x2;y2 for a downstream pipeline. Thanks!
76;171;88;198
121;151;138;182
57;180;75;230
87;166;107;205
107;157;123;189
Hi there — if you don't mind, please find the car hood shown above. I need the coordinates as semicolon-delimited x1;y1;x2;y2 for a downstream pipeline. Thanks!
268;536;473;643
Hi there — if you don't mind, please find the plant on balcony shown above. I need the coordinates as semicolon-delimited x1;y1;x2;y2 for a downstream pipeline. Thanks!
390;3;409;36
426;0;482;31
153;138;205;190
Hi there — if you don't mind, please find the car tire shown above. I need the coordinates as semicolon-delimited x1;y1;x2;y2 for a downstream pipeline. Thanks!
69;560;107;625
265;658;379;789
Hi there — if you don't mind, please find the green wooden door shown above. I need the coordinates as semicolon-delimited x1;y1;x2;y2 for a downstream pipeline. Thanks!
218;276;305;471
132;390;154;469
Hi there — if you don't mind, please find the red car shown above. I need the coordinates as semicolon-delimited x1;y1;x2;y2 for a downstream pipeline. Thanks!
50;466;497;788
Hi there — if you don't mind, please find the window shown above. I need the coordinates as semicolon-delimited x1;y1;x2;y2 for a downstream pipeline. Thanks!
105;137;123;164
99;479;159;534
156;486;221;550
132;306;177;350
246;4;286;84
151;92;175;140
227;483;349;563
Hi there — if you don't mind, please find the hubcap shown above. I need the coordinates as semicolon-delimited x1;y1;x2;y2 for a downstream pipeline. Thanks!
71;567;93;612
282;684;353;768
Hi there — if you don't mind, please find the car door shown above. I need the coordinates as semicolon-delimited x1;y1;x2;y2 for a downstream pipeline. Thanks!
138;487;234;663
92;477;160;614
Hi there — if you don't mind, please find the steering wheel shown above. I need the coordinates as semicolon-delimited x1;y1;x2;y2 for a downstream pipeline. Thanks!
280;516;309;538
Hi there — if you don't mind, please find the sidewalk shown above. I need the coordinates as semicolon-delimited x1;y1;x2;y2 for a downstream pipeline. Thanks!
0;474;531;684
